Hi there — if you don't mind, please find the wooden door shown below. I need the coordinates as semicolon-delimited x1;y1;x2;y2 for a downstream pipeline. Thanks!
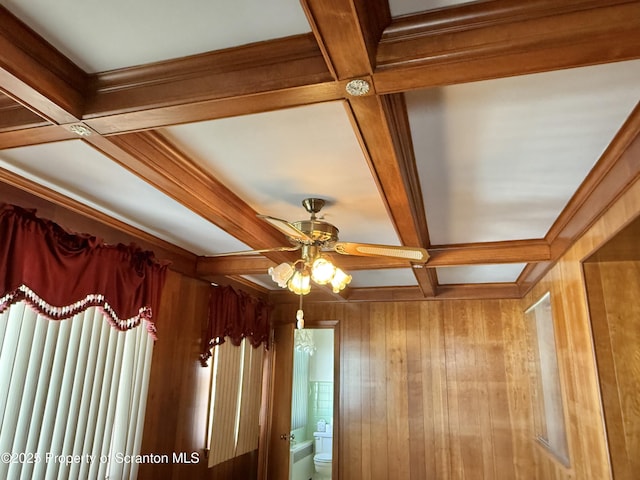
267;323;295;479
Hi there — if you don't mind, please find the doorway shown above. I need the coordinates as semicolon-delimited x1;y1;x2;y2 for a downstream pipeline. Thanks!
583;214;640;479
264;321;339;480
290;327;335;480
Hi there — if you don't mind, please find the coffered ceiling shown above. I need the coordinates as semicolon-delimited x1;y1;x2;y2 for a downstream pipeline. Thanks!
1;0;639;302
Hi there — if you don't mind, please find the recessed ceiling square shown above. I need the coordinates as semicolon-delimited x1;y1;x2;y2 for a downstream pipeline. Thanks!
437;264;526;285
407;60;640;244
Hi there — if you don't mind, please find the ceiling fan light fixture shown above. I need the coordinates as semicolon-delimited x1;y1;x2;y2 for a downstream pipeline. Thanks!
311;257;336;284
257;198;424;296
288;269;311;295
330;267;352;293
268;262;294;288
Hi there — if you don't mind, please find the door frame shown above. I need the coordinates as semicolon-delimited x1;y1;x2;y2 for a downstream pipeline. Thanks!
258;319;340;480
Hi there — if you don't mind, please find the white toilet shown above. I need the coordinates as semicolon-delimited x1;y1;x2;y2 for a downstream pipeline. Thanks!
313;430;332;479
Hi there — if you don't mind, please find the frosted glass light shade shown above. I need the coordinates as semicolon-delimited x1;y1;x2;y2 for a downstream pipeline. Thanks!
331;267;352;293
288;270;311;295
268;262;294;288
311;257;336;285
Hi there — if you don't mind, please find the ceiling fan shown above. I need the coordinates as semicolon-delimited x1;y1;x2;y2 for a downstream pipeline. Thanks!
212;197;429;328
213;197;430;264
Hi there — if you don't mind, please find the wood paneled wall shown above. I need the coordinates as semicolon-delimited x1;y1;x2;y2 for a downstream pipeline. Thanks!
137;270;259;480
274;299;537;480
584;260;640;480
522;176;640;480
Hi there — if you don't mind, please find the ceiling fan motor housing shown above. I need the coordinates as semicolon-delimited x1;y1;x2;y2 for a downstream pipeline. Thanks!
290;197;340;247
291;219;339;246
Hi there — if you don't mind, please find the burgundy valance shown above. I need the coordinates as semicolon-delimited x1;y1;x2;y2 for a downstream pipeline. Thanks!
0;204;169;338
200;285;270;365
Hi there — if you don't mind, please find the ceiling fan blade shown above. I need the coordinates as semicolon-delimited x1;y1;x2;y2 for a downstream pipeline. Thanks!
257;214;313;242
207;245;300;257
334;242;430;263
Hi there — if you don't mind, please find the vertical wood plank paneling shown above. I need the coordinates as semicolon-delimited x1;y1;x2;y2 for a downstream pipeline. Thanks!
600;261;640;478
342;303;363;480
583;263;627;475
359;303;372;480
485;301;517;479
479;302;498;479
442;302;462;478
404;302;426;480
499;299;534;479
296;298;529;480
605;263;640;477
453;301;486;478
475;302;495;480
417;301;436;477
369;302;389;480
424;301;450;479
585;260;640;479
385;303;410;480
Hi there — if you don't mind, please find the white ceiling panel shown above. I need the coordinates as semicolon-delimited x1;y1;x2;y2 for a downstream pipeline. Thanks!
163;101;400;249
348;268;418;288
437;264;526;285
407;60;640;245
0;141;250;255
0;0;310;72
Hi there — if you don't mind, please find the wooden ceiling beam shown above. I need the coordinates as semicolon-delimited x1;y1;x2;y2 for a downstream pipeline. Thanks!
84;81;344;135
345;283;522;302
0;6;86;123
428;239;551;266
195;238;551;277
0;96;49;132
0;125;76;150
82;33;340;134
269;282;521;303
374;0;640;93
346;95;436;296
197;256;276;278
300;0;390;78
84;130;298;265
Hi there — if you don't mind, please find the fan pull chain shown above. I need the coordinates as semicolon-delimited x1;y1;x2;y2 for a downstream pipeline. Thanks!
296;294;304;329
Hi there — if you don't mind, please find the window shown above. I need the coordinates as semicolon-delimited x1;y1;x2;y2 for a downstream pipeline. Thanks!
0;302;153;480
205;338;264;468
525;292;570;466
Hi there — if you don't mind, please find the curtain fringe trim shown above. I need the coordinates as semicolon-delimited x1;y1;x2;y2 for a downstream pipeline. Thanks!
0;284;157;339
199;337;226;367
200;334;266;367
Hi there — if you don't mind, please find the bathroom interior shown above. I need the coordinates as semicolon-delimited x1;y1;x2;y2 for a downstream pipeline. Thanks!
289;328;334;480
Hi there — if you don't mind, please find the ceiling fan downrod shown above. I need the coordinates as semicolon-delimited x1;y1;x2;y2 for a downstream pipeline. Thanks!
301;198;325;219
